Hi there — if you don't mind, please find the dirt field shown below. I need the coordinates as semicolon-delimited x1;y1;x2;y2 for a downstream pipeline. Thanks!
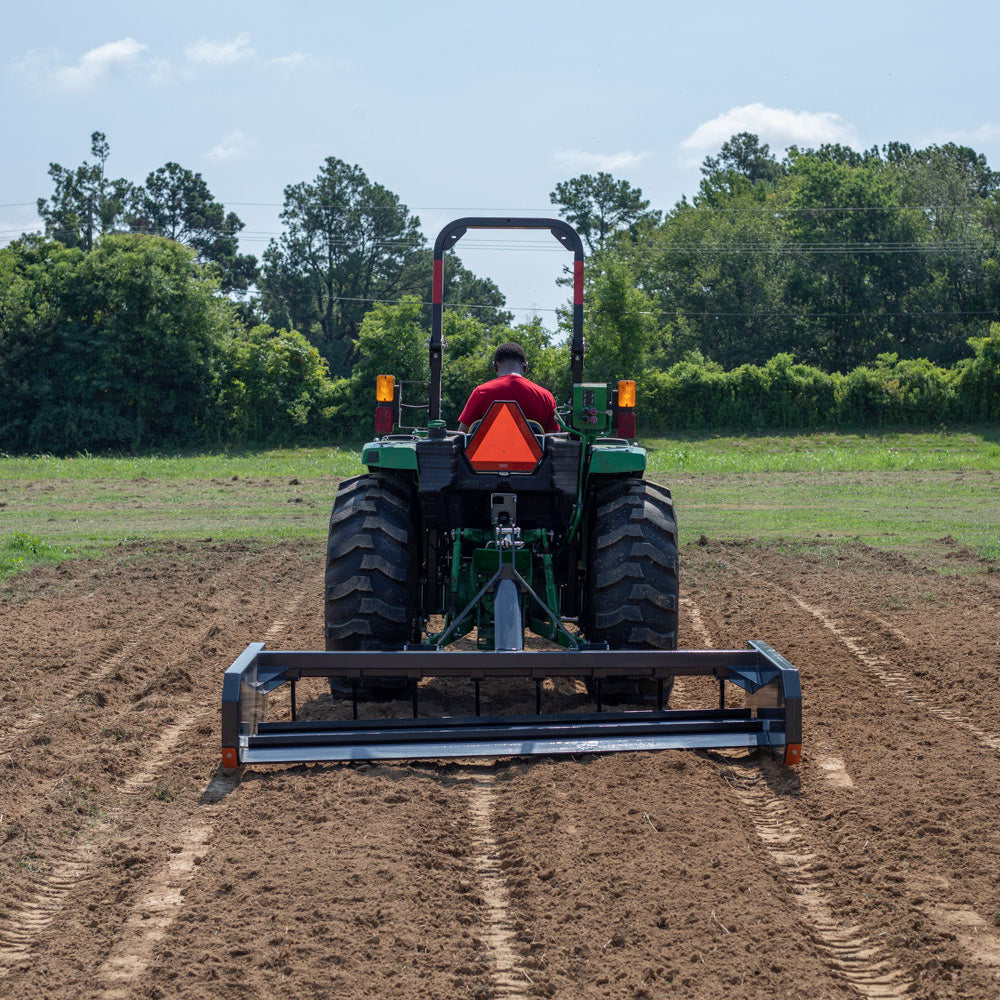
1;537;999;999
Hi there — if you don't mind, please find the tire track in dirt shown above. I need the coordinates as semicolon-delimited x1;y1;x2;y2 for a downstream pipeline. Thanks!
467;779;530;1000
0;564;233;756
679;595;915;999
0;591;307;980
786;588;1000;755
930;906;1000;971
716;764;911;1000
681;596;853;788
92;594;309;998
0;708;205;974
725;562;1000;756
704;563;1000;981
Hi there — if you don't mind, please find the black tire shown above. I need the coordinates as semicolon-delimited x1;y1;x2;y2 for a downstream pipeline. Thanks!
324;473;418;697
583;479;679;701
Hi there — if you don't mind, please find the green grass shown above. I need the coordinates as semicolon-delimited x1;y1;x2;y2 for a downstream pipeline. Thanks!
0;447;362;481
644;428;1000;475
1;428;998;581
668;470;998;563
0;532;72;577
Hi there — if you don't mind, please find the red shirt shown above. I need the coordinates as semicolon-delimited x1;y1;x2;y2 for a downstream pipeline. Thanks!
459;374;558;432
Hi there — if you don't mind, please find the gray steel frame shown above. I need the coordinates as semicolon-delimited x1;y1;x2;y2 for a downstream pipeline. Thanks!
221;643;802;767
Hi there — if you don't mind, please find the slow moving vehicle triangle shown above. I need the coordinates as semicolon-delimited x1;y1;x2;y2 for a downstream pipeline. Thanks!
465;400;543;472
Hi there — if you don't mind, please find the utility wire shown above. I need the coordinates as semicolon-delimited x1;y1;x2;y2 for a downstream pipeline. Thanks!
5;198;997;214
4;225;996;256
297;293;1000;320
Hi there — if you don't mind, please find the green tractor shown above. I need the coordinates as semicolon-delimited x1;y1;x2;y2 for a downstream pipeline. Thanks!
327;218;676;670
221;219;802;769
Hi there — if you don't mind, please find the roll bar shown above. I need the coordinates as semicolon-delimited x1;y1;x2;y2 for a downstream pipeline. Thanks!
430;218;585;421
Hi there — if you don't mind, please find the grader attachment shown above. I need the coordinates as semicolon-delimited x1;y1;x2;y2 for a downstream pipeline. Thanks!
221;642;801;767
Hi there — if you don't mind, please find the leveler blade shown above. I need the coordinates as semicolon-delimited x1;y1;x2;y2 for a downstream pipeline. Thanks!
221;642;802;768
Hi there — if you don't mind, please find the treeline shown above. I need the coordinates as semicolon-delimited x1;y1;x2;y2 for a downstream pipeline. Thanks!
640;339;1000;430
1;232;996;453
0;237;331;452
2;131;999;452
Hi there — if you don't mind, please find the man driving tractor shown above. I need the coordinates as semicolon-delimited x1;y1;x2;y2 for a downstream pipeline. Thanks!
457;342;559;433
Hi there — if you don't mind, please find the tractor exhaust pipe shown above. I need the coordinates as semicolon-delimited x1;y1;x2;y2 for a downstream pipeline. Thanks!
430;218;586;421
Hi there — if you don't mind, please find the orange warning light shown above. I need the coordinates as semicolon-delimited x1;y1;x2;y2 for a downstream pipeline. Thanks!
617;380;636;408
466;400;543;472
376;374;395;403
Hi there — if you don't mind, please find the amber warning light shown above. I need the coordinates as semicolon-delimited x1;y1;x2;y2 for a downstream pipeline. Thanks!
374;375;396;434
466;401;543;472
617;380;636;408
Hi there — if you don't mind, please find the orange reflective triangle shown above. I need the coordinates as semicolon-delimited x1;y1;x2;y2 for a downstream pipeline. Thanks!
466;400;543;472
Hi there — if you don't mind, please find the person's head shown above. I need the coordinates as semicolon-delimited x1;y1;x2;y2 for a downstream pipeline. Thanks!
493;342;527;376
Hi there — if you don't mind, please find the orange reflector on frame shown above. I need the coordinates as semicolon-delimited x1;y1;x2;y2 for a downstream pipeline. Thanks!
783;743;802;766
376;374;395;402
466;400;543;472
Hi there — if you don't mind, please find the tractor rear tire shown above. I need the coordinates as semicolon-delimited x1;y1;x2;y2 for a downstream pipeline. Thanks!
583;479;679;701
324;473;418;698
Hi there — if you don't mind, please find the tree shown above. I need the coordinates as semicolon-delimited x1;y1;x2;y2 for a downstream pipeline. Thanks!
550;172;659;253
783;154;930;368
217;326;335;442
0;235;234;452
619;190;790;369
126;163;257;292
583;255;657;382
36;131;131;250
700;132;784;185
259;158;424;373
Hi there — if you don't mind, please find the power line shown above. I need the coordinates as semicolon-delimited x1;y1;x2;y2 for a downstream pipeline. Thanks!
5;225;996;257
299;293;1000;321
6;198;997;215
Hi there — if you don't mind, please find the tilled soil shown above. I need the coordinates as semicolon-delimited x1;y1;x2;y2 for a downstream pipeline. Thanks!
1;538;999;999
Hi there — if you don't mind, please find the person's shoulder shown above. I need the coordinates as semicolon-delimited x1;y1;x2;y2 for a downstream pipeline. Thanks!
528;378;555;402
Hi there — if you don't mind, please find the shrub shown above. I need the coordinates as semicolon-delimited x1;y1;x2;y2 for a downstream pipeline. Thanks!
835;353;954;426
952;324;1000;421
216;326;336;444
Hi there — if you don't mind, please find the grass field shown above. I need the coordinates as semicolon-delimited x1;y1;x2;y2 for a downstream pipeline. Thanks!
2;428;997;580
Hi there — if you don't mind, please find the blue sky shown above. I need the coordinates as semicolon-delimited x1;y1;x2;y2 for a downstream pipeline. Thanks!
3;0;999;320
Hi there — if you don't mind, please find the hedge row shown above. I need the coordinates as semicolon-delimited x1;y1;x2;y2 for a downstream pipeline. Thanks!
638;335;1000;431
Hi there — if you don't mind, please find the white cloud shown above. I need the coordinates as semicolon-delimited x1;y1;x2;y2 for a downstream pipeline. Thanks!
680;103;857;162
553;149;648;172
267;52;320;73
0;217;43;248
185;32;254;66
205;129;253;162
15;37;148;92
